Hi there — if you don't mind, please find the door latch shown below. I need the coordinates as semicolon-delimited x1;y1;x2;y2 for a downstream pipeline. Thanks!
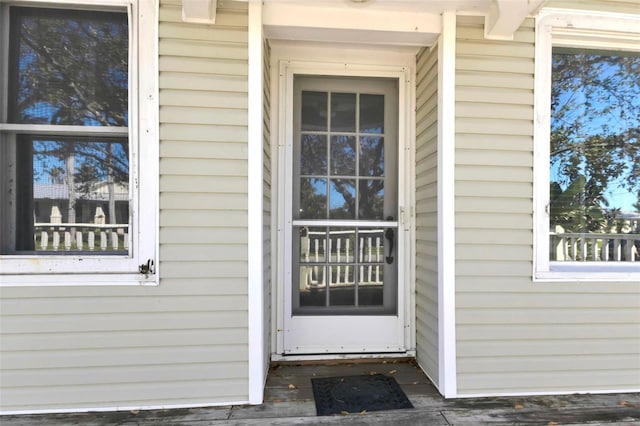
385;216;395;264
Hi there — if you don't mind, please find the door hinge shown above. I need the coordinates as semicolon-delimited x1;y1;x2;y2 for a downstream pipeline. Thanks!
139;259;155;277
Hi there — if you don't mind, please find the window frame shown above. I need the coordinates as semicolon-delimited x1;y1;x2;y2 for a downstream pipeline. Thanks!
534;8;640;282
0;0;158;286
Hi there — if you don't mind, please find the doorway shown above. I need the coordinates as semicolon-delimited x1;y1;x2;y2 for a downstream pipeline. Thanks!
282;73;407;354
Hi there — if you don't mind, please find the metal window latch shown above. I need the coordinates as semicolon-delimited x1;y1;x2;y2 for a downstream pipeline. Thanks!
139;259;154;277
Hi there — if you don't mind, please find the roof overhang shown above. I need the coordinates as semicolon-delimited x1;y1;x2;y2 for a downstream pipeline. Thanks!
183;0;549;44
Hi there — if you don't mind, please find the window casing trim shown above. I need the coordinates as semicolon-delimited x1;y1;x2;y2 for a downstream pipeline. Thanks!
0;0;158;285
533;8;640;282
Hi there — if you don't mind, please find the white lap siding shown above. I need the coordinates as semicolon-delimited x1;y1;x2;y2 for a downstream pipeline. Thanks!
0;0;250;411
415;44;440;386
454;15;640;395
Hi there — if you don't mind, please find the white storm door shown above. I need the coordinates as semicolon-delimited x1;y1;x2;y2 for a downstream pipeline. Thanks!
284;75;405;354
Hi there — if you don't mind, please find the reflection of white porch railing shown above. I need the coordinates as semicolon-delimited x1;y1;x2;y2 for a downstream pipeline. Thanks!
551;232;639;262
34;223;129;251
300;229;384;290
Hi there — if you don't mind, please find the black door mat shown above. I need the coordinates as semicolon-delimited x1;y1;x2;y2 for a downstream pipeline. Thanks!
311;373;414;416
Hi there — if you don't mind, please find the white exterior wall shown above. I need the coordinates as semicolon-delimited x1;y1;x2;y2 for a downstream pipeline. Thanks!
0;0;251;412
415;45;440;385
454;15;640;395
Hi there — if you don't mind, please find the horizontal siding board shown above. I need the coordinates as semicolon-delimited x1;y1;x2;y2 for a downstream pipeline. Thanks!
1;363;249;388
456;56;534;74
456;134;533;152
159;23;248;43
160;175;247;193
457;41;535;59
2;329;248;351
458;323;640;341
2;312;248;335
2;379;248;408
457;101;533;120
161;158;248;176
160;209;247;228
159;56;248;76
161;244;248;261
160;89;247;108
455;181;531;199
458;309;639;326
456;86;534;105
458;370;639;392
160;73;247;93
0;295;248;316
457;293;640;309
160;141;248;160
456;165;532;182
160;123;248;142
160;106;247;126
456;197;532;214
456;150;532;167
161;193;247;211
160;39;247;60
161;227;247;244
161;261;248;279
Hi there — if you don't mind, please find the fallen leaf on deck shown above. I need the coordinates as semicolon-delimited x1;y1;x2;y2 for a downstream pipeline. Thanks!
341;411;350;415
412;381;418;385
389;369;397;374
514;404;524;410
130;410;139;415
288;384;296;389
359;410;368;415
368;371;377;375
548;422;558;426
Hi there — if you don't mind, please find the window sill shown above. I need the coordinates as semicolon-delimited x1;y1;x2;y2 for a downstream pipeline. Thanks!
0;272;158;287
535;262;640;282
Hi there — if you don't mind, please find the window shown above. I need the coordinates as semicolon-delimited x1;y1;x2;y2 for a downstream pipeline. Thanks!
534;10;640;281
0;1;158;285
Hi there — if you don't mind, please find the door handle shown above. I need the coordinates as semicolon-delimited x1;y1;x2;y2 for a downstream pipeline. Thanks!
385;216;394;264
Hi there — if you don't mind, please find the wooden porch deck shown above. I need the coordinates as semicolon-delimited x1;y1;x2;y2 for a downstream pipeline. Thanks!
3;359;640;425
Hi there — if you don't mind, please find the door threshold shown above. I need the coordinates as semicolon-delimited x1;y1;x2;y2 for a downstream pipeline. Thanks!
271;350;415;363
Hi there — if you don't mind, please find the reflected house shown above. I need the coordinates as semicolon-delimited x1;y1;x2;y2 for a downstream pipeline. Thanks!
33;181;129;225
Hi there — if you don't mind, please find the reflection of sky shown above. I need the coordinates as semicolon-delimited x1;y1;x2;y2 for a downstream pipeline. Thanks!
551;54;640;212
33;140;129;185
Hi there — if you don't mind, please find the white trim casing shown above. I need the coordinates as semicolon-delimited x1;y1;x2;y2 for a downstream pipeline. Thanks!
533;8;640;283
0;0;159;286
247;0;265;405
437;10;458;399
270;42;417;357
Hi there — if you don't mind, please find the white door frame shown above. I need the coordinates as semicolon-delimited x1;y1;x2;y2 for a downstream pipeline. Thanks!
270;42;417;358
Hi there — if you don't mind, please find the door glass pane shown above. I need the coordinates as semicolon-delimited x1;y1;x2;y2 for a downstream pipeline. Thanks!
301;134;327;175
331;93;356;132
300;178;327;219
360;136;384;177
357;228;385;306
358;179;384;220
301;91;327;131
360;94;385;134
329;179;355;219
330;135;356;176
298;226;327;308
299;265;327;307
327;228;356;307
330;264;355;306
